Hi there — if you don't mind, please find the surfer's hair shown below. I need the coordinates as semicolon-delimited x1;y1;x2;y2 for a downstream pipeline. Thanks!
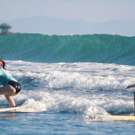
0;59;6;69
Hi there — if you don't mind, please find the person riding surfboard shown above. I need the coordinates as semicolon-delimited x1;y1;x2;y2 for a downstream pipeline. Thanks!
0;59;21;107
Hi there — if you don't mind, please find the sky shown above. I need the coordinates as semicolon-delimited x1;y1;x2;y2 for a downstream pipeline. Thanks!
0;0;135;35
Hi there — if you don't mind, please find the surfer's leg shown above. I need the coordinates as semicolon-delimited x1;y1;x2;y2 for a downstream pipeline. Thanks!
5;95;16;107
0;85;16;107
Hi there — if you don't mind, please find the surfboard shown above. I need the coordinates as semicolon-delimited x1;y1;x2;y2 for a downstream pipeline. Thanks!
0;106;26;112
0;105;47;113
88;115;135;122
109;115;135;121
0;106;39;113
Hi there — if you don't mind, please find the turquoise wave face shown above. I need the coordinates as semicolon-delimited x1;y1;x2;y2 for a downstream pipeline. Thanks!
0;34;135;65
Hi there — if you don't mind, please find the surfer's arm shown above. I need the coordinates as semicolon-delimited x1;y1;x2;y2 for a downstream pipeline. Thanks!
127;84;135;89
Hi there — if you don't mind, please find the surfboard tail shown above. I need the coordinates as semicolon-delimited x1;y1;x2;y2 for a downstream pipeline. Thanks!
109;115;135;121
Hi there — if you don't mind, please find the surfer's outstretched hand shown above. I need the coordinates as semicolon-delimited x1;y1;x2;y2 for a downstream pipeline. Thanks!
127;84;135;89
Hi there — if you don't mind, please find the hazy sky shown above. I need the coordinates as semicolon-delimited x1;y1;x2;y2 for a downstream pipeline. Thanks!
0;0;135;35
1;0;135;22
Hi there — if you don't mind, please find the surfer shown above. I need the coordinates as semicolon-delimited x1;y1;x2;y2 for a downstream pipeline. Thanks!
0;59;21;107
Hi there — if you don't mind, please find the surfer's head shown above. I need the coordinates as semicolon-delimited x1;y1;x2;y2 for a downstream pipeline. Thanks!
0;59;6;69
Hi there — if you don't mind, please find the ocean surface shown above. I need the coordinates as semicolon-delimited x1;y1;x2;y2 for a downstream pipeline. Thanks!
0;61;135;134
0;34;135;134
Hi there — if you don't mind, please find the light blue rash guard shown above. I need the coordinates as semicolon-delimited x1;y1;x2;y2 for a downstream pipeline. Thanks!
0;68;17;86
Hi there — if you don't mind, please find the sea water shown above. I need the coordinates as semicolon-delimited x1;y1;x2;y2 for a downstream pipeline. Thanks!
0;60;135;135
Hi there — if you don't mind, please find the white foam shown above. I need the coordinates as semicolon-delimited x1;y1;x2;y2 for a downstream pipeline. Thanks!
3;60;135;118
9;90;108;115
6;61;135;91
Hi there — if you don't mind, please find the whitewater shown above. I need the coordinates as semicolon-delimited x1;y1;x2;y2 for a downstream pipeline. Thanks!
1;60;135;134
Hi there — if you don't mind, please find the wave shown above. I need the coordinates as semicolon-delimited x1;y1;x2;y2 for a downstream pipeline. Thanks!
1;90;133;120
0;61;134;121
9;61;135;92
0;34;135;65
5;61;134;115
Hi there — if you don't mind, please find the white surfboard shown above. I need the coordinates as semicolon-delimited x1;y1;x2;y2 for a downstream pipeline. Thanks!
88;115;135;122
0;106;27;112
0;106;40;113
0;105;47;113
0;107;20;112
109;115;135;121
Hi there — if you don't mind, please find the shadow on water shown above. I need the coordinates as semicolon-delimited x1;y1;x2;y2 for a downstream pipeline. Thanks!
0;112;16;120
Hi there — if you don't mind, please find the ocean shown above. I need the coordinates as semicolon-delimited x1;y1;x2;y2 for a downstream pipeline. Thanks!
0;34;135;134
